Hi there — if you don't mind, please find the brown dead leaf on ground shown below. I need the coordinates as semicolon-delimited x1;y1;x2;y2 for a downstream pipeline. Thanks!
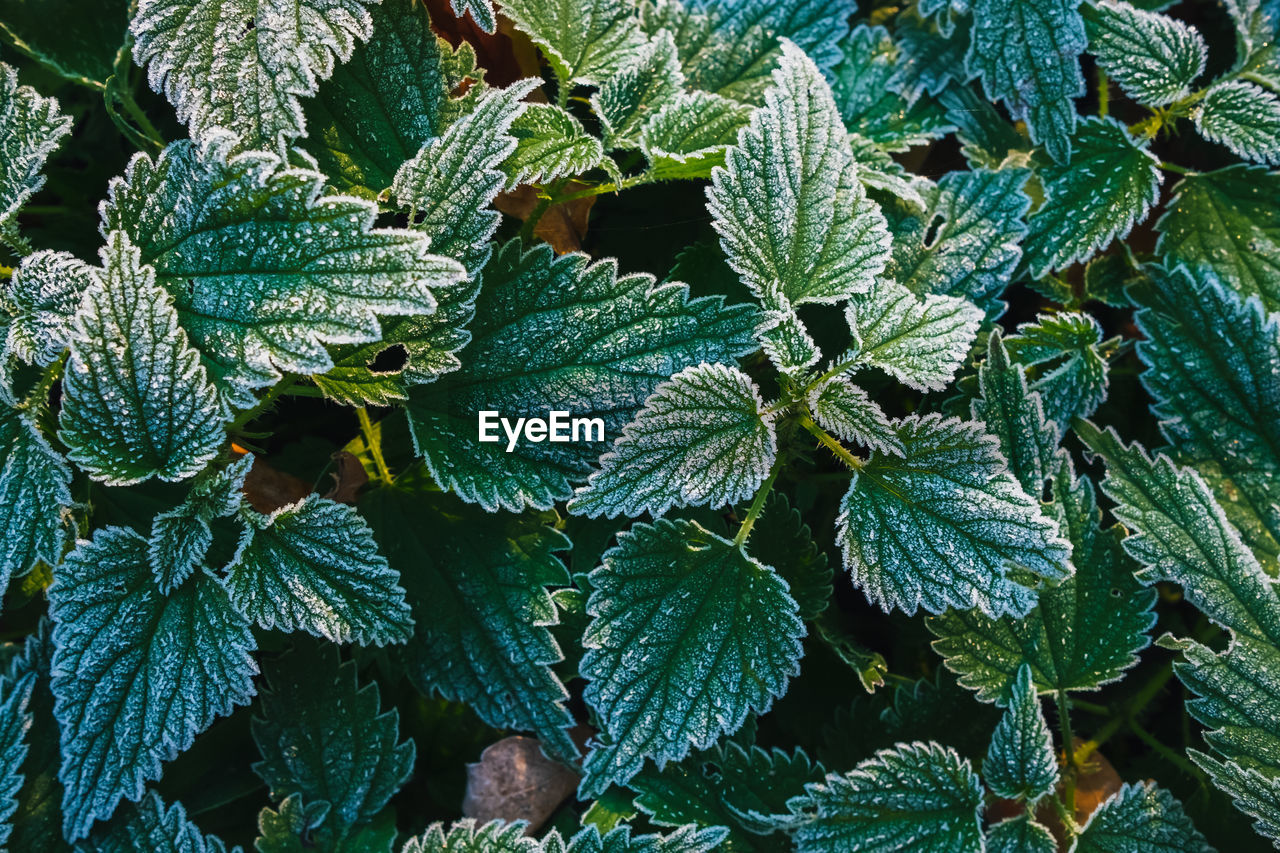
324;451;369;504
462;736;580;834
496;184;597;254
232;444;314;513
423;0;543;87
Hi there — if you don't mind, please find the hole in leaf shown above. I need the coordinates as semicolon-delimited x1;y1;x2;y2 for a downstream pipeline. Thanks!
923;214;945;248
369;344;408;374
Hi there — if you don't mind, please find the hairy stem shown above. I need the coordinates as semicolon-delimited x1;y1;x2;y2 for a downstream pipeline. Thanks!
799;413;865;472
356;406;393;484
733;458;783;546
1058;689;1078;814
227;378;294;435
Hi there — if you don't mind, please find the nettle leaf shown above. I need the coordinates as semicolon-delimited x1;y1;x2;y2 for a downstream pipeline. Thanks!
1194;81;1280;166
747;493;833;622
1004;312;1110;434
706;40;891;307
1155;165;1280;311
148;455;253;593
592;31;684;149
403;240;757;513
639;91;753;181
756;305;822;377
501;0;645;88
6;619;60;852
931;455;1155;703
450;0;496;33
1085;0;1207;107
504;103;606;186
579;519;803;796
841;280;983;392
971;330;1058;495
1134;265;1280;572
1073;782;1211;853
791;742;984;852
403;819;727;852
0;649;35;848
808;377;904;457
570;363;777;519
301;0;482;198
101;134;464;405
6;250;93;367
0;62;72;230
131;0;378;150
987;816;1056;853
837;414;1071;617
226;494;413;646
831;26;953;151
86;791;230;853
889;14;968;104
0;406;73;596
966;0;1085;162
883;168;1031;311
255;792;397;853
252;643;413;832
983;665;1057;803
1023;117;1161;276
49;528;257;840
847;134;934;210
361;486;578;760
60;231;227;487
719;743;827;833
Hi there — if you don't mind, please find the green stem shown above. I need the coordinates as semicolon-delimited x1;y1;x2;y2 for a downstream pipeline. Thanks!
553;173;650;204
356;406;393;484
1097;67;1110;117
1159;161;1194;176
1128;718;1206;781
105;37;164;154
227;378;294;435
798;413;865;472
733;458;783;546
807;356;862;395
1074;660;1174;767
1058;689;1078;815
1068;698;1109;716
21;352;67;412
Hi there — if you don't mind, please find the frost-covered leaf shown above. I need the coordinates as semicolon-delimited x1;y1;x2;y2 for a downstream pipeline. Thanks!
929;457;1156;703
718;744;826;834
639;91;752;181
883;168;1031;311
254;793;396;853
790;742;983;852
592;31;683;148
756;305;821;377
0;406;73;597
1155;165;1280;311
6;250;93;366
401;819;727;852
706;40;891;307
1004;312;1110;434
503;103;605;186
101;134;464;405
983;665;1057;803
987;816;1056;853
5;619;60;852
131;0;378;150
403;240;757;513
501;0;645;88
808;377;904;457
0;647;35;849
579;519;803;796
362;486;578;760
846;135;934;210
226;495;412;646
966;0;1085;162
569;363;776;519
1085;0;1207;107
837;414;1071;617
60;231;227;487
1073;782;1211;852
0;62;72;229
1133;265;1280;572
888;14;968;104
148;456;253;593
253;643;412;832
85;791;231;853
972;330;1058;495
1194;81;1280;166
49;528;257;840
450;0;496;33
1023;117;1161;276
747;493;833;622
841;279;983;392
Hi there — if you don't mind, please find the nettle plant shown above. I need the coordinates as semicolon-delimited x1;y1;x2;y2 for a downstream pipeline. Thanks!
0;0;1279;848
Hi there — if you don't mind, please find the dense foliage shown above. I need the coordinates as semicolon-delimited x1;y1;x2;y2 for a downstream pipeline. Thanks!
0;0;1278;848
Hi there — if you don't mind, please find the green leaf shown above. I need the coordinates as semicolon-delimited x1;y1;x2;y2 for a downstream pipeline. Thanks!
971;330;1058;495
1155;165;1280;311
0;0;129;87
928;457;1156;703
966;0;1085;162
1084;0;1207;107
361;486;578;760
592;31;684;149
841;279;983;392
888;14;968;104
450;0;496;33
252;643;412;832
148;455;253;593
639;90;752;181
838;414;1071;617
403;240;757;513
84;791;231;853
254;793;397;853
0;61;72;229
570;363;776;519
808;377;904;457
579;519;803;796
1076;421;1280;645
49;528;257;840
1023;117;1161;276
883;168;1031;311
746;493;833;622
131;0;379;150
1073;782;1211;852
706;40;891;307
226;494;413;646
500;0;645;88
0;650;35;848
986;816;1056;853
983;664;1058;803
1133;265;1280;572
0;406;73;597
59;231;227;487
6;250;93;367
401;819;727;852
1194;81;1280;166
301;0;481;198
1003;312;1110;434
503;103;606;186
6;620;64;852
101;134;464;405
756;305;822;377
790;742;983;852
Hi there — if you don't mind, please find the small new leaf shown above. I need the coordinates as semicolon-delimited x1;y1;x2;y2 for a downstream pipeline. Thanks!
148;455;253;592
501;0;646;88
987;816;1056;853
639;91;752;181
6;250;93;367
808;377;904;457
0;62;72;229
0;407;73;597
1004;312;1110;434
983;665;1058;803
592;31;683;148
503;103;606;187
86;791;231;853
972;330;1058;495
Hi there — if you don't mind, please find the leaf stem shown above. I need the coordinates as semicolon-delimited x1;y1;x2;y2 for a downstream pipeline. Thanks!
1096;67;1110;117
799;413;865;472
1128;717;1205;781
105;39;164;154
733;457;782;547
356;406;393;484
227;377;294;435
21;352;67;412
1057;689;1078;814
